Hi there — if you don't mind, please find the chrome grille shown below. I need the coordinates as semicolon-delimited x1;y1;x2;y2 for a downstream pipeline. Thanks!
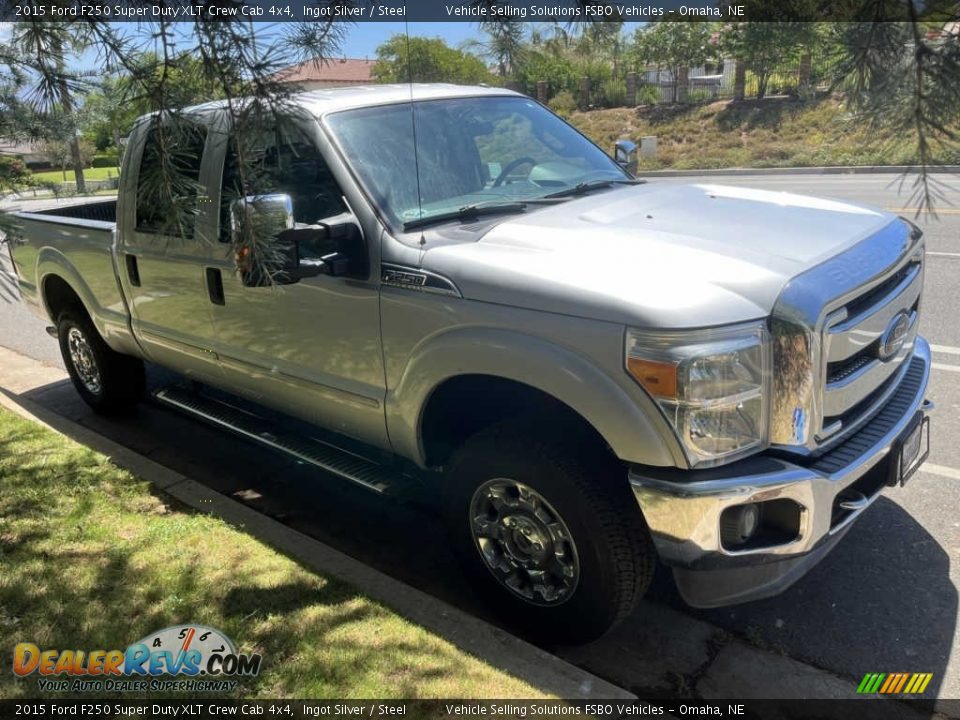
770;217;924;454
818;251;923;442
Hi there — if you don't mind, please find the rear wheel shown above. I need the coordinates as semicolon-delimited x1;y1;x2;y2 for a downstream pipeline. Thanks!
443;417;655;644
57;310;145;414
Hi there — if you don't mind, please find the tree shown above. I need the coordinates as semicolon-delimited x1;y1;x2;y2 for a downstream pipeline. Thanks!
831;17;960;209
80;53;240;161
0;13;352;280
372;36;494;84
2;9;956;275
11;22;92;192
719;22;818;99
631;22;715;102
469;22;526;78
39;138;95;181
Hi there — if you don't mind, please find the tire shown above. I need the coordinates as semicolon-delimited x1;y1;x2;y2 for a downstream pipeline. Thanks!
57;309;145;414
443;416;655;644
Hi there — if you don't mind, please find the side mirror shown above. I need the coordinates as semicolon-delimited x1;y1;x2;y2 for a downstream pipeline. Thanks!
614;139;638;176
230;196;362;286
230;193;294;246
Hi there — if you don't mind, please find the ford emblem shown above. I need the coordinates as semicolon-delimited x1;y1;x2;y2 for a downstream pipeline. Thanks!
878;311;911;361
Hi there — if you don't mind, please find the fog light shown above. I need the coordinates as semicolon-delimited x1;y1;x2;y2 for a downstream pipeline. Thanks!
720;503;760;547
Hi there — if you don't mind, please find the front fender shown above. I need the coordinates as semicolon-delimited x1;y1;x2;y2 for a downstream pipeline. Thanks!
385;326;683;469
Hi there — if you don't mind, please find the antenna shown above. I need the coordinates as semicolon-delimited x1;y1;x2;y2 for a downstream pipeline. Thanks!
404;20;427;250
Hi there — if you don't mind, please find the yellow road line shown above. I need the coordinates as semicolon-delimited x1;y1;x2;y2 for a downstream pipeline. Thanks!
884;207;960;214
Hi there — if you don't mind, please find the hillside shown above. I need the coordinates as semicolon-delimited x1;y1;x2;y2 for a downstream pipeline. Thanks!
568;97;956;171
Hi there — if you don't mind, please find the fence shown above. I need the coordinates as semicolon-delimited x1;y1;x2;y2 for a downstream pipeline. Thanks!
512;55;835;110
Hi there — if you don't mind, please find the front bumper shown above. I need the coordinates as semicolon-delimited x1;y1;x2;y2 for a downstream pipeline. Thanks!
629;337;932;608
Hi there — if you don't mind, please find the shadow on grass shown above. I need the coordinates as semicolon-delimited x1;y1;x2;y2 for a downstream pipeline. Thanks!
0;394;538;699
713;96;830;132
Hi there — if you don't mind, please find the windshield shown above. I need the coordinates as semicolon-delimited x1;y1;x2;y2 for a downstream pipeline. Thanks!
325;95;629;230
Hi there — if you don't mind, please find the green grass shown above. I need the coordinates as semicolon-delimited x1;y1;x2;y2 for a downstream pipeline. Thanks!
0;408;545;700
30;166;120;182
569;96;960;171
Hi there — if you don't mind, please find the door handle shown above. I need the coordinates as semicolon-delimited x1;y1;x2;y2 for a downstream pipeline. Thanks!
206;267;225;305
125;254;141;287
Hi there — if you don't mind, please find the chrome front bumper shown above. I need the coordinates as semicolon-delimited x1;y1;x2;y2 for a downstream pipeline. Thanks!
629;337;932;608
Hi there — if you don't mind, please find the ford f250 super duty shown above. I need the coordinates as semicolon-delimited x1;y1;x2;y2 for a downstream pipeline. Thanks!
6;85;932;643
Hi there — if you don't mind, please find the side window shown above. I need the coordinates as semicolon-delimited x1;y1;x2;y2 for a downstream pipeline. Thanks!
219;130;346;249
135;121;208;236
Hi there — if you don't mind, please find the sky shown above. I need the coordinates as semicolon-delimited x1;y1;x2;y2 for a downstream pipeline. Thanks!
343;22;484;58
65;20;642;72
63;22;507;72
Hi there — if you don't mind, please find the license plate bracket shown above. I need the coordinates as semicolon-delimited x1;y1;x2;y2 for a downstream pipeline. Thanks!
887;413;930;487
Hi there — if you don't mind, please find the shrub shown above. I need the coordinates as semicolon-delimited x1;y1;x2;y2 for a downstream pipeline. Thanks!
91;155;116;168
548;91;577;118
0;155;32;192
684;89;715;104
597;78;626;108
635;85;662;106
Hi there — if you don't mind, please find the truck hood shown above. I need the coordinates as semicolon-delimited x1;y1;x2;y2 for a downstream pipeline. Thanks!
421;182;899;328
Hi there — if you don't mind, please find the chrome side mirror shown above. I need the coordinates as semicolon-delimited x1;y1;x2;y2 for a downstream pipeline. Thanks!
614;139;638;176
230;193;304;286
229;193;294;246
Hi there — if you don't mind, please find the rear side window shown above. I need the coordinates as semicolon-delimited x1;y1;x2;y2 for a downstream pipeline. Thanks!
135;121;208;237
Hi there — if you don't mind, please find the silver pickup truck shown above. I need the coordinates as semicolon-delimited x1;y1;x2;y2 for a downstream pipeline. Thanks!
7;84;932;643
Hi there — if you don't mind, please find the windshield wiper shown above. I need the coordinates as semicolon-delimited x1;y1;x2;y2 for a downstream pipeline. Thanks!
543;178;644;200
402;201;528;231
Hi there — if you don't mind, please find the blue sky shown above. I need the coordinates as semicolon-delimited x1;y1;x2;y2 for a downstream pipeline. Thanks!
69;21;642;72
66;22;500;71
345;22;482;58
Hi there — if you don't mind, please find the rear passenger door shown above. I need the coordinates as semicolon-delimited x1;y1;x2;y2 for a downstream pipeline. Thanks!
118;118;222;384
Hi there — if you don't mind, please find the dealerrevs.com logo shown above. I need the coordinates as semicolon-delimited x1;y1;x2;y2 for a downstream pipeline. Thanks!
13;625;262;693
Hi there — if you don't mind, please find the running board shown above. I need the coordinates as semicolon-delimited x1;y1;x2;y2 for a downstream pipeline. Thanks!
153;385;396;495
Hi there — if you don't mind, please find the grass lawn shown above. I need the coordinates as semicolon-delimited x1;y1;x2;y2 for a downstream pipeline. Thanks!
0;408;546;700
569;96;959;171
30;166;120;183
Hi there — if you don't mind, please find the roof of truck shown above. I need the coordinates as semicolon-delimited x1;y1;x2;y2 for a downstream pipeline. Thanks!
186;84;522;119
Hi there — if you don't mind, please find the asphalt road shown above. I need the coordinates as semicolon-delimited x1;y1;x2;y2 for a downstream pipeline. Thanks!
2;172;959;703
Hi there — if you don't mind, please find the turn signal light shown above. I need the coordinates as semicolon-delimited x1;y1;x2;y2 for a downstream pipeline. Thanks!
626;357;678;399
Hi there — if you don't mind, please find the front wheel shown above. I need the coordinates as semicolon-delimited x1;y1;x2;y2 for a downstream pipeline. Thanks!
443;417;655;644
57;310;145;414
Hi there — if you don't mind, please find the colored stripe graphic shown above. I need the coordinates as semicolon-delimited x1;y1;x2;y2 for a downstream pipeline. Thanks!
857;672;932;694
879;674;897;693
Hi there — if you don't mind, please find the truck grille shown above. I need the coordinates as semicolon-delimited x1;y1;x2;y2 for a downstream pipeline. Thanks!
818;252;923;443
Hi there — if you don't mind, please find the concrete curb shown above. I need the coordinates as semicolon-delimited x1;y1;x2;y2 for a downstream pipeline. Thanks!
642;165;960;178
0;348;633;701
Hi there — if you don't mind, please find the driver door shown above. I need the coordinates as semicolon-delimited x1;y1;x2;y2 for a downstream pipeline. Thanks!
205;118;388;449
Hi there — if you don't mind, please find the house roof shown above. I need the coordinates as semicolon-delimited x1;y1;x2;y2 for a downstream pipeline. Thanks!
0;138;42;156
273;58;375;85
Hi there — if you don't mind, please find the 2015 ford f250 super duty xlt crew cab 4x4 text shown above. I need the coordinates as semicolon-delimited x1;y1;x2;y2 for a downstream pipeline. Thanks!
6;85;933;643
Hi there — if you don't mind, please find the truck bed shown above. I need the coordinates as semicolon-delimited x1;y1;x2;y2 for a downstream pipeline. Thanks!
28;198;117;224
7;198;134;356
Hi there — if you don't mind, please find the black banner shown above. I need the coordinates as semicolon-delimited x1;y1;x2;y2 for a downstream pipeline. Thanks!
2;0;958;23
0;699;952;720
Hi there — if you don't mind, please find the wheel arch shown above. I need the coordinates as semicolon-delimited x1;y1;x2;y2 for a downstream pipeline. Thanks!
37;247;140;357
385;327;682;470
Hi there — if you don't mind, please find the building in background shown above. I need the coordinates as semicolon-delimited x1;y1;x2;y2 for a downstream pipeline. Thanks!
0;138;47;168
272;58;375;90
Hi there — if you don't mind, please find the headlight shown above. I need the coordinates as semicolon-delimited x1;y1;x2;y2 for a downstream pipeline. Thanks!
625;322;770;467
